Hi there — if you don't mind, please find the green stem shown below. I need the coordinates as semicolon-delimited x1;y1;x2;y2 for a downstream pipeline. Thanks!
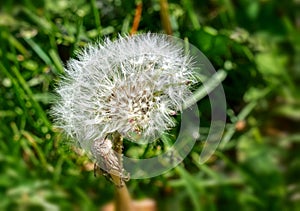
160;0;172;35
90;0;102;36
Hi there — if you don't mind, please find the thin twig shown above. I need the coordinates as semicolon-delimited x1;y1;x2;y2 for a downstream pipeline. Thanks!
130;2;143;35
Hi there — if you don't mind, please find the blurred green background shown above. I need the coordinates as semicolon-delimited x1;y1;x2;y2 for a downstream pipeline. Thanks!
0;0;300;210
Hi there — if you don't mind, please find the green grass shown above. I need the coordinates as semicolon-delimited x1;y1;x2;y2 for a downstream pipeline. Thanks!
1;0;300;210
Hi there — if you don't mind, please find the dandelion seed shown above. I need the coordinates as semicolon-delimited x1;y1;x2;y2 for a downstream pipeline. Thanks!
51;33;198;176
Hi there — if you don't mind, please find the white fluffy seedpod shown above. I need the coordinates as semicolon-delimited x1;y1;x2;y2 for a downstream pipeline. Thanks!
51;33;198;169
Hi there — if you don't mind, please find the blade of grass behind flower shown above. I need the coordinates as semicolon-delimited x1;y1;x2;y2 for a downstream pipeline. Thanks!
184;69;227;109
10;65;51;128
90;0;102;36
21;131;50;170
220;87;272;149
181;0;201;30
4;31;30;57
24;38;61;74
49;49;64;74
176;166;202;211
0;63;36;128
22;7;52;32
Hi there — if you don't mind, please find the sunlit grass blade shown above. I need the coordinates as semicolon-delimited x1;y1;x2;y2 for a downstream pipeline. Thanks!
24;38;60;74
10;65;51;128
184;69;227;109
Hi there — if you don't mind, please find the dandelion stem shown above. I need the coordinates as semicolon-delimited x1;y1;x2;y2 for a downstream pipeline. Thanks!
111;132;133;211
114;184;133;211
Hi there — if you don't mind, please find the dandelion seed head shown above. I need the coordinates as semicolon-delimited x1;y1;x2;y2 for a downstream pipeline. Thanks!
51;33;198;155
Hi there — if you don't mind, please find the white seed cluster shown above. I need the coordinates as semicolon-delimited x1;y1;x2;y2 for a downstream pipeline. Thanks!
51;33;197;165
